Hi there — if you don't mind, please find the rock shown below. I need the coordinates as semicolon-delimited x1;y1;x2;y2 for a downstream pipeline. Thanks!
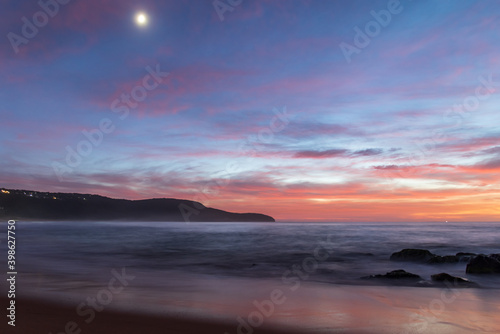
490;254;500;261
390;249;482;264
466;255;500;274
363;269;422;280
431;273;478;287
390;249;435;263
427;255;459;264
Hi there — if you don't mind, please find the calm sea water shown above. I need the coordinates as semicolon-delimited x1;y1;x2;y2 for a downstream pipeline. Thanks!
8;221;500;289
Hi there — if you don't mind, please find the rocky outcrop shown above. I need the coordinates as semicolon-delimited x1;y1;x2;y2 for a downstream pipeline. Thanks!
361;270;481;288
430;273;478;287
390;249;435;263
490;254;500;261
0;188;275;222
390;249;478;265
363;269;422;280
466;255;500;274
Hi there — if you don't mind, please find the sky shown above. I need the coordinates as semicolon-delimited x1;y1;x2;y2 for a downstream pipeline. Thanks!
1;0;499;222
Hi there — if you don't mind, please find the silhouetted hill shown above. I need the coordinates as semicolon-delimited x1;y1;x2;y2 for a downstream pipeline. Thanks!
0;188;275;222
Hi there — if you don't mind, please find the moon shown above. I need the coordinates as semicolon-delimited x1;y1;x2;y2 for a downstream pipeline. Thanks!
135;12;148;26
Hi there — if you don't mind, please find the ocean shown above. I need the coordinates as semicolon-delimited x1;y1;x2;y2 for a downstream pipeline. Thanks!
3;221;500;333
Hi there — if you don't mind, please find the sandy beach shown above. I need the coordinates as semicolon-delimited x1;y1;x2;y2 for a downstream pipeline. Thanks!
4;282;500;334
1;296;304;334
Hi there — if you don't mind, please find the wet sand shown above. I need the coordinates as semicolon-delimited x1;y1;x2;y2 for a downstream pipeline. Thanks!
3;283;500;334
0;297;301;334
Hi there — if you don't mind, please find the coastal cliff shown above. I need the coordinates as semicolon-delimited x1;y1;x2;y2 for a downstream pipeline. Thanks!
0;188;275;222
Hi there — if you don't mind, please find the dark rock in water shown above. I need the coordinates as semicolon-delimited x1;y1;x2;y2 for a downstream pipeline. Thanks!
363;269;422;280
490;254;500;261
431;273;478;287
427;255;459;264
390;249;435;263
390;249;479;265
466;255;500;274
431;273;467;283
